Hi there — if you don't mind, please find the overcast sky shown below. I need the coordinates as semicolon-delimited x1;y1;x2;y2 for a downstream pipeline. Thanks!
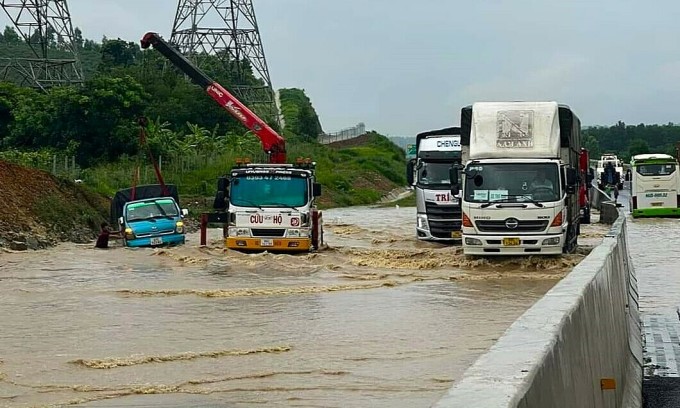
3;0;680;136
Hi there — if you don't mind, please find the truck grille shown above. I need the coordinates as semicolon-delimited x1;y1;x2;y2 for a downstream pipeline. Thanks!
425;202;462;239
475;219;549;233
135;229;176;238
251;228;285;237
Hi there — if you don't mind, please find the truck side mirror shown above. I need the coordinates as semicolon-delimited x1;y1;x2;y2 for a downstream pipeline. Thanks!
406;159;415;185
118;216;124;225
449;166;460;195
313;183;322;197
181;209;189;217
566;168;578;186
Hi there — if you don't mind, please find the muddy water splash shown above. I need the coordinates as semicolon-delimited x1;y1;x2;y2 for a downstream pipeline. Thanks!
71;346;292;369
0;205;606;408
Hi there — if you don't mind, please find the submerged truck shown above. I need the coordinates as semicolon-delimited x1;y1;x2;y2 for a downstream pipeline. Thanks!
452;102;581;255
406;127;464;241
141;32;324;252
111;184;189;247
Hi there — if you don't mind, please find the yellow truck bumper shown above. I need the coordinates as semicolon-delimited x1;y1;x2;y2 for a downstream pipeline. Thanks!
226;237;311;251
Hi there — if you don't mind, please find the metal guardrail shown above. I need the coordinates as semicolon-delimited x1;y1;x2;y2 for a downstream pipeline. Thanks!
317;123;366;144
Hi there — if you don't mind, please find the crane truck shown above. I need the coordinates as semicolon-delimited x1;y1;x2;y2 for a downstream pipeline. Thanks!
596;153;624;190
451;101;581;256
406;127;465;241
140;33;324;252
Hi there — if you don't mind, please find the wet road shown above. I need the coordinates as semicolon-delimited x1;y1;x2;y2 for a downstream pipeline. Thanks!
618;183;680;406
0;205;606;408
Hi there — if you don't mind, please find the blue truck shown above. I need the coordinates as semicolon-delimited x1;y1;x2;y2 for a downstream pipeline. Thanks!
111;184;188;248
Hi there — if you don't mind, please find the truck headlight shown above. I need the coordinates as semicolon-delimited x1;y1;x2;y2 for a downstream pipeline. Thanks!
125;227;135;239
175;221;184;233
542;237;561;245
228;227;250;237
288;229;300;237
465;237;482;246
417;214;428;229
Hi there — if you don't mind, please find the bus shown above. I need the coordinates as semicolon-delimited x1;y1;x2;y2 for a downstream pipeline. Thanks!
629;153;680;217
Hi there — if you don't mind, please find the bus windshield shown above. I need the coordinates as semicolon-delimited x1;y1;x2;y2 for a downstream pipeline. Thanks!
230;175;308;208
636;163;676;176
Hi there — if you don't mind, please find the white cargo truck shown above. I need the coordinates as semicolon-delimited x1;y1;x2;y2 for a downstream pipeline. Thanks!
407;127;466;241
451;102;581;255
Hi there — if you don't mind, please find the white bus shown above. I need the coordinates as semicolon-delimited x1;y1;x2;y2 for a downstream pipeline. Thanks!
629;153;680;218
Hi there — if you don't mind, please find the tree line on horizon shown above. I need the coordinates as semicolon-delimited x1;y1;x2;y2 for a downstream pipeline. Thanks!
0;25;323;166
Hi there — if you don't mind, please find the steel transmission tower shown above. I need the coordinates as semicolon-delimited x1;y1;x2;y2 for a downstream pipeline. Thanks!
0;0;82;90
171;0;280;128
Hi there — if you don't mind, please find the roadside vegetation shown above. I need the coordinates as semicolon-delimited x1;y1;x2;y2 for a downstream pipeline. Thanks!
0;26;408;213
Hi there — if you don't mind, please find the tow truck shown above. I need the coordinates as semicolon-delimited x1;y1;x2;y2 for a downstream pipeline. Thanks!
140;33;324;251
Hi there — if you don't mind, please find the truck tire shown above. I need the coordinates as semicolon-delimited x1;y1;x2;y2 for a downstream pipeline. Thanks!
562;222;578;254
581;206;591;224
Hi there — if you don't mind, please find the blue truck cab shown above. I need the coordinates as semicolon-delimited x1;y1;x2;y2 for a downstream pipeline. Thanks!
119;197;188;247
111;184;188;248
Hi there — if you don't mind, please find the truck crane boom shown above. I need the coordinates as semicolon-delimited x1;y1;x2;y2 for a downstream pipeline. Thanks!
140;32;286;164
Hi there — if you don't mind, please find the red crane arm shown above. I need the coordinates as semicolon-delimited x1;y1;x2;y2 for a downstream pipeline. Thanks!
140;32;286;164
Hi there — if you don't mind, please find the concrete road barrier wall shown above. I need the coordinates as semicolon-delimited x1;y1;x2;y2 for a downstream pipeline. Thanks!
433;211;642;408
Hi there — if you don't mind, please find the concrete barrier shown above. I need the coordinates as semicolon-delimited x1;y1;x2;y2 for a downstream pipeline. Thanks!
433;211;642;408
600;201;620;224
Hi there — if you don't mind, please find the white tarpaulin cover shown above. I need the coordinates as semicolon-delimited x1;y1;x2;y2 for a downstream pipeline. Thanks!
470;101;561;159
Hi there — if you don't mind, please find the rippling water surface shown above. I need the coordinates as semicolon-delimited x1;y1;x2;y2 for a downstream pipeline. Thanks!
0;205;605;407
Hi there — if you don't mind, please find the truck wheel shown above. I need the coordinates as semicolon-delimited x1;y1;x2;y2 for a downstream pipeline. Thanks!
582;206;591;224
562;223;577;254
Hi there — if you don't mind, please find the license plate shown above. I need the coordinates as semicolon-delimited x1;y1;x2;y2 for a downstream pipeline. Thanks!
150;237;163;246
502;238;520;246
451;231;462;239
651;202;663;207
261;239;274;247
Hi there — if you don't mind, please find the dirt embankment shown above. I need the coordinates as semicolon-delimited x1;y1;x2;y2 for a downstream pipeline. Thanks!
0;160;109;250
324;133;372;149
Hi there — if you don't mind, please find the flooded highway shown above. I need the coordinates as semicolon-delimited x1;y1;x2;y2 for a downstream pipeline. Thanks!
0;205;607;408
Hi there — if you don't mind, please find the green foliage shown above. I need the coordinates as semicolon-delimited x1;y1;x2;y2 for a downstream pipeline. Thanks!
629;138;650;157
0;27;408;209
583;121;680;162
279;88;323;142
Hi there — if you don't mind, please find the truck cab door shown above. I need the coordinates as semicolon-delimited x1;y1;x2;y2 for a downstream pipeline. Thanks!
406;159;416;186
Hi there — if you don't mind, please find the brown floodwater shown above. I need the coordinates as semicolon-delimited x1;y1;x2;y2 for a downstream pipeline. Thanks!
0;205;606;408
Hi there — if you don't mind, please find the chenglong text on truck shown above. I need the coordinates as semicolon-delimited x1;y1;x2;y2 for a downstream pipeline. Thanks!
452;102;582;256
141;33;324;252
407;127;465;241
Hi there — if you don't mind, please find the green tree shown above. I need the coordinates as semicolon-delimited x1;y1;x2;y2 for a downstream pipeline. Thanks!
99;38;140;69
629;138;650;157
2;26;21;44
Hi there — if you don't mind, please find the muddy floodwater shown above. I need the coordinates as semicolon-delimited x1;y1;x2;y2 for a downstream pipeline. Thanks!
0;205;607;408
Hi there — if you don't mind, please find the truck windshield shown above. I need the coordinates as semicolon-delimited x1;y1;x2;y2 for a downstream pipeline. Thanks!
464;163;560;203
230;175;308;207
126;199;179;221
418;162;456;186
